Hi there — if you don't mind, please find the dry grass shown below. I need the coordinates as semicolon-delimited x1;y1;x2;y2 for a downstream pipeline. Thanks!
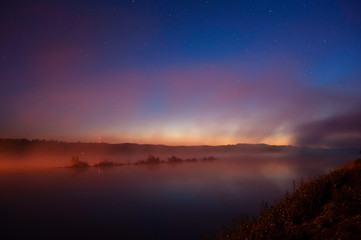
216;158;361;240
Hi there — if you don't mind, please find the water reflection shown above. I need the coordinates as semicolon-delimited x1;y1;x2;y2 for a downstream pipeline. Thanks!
0;152;358;239
69;166;89;178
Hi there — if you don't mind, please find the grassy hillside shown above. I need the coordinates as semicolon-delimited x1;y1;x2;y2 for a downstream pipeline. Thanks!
217;158;361;240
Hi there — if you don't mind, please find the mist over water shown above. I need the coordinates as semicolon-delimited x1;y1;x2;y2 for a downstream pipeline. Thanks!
0;151;358;239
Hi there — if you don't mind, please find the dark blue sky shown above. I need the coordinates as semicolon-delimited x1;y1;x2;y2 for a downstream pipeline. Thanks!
1;0;360;146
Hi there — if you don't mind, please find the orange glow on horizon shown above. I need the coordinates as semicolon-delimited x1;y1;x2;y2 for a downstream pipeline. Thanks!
83;134;292;146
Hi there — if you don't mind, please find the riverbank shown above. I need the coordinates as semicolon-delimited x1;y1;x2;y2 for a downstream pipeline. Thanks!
216;158;361;240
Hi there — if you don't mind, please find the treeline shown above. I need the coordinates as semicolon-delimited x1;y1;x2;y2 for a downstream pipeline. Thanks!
0;138;144;155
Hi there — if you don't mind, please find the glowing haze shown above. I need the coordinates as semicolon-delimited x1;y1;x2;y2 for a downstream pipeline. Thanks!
1;0;361;147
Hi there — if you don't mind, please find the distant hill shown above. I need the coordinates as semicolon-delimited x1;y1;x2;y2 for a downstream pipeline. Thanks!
0;138;358;157
217;158;361;240
0;138;296;155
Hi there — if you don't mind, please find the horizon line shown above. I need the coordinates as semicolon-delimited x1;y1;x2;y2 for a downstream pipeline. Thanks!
0;137;295;148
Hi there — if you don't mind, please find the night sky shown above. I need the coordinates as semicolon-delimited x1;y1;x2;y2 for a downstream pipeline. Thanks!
1;0;361;147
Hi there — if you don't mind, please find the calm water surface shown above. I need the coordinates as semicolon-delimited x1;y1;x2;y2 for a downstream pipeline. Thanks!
0;152;357;239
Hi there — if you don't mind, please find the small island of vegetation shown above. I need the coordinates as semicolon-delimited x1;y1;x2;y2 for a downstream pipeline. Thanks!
65;154;216;168
66;156;123;168
134;154;216;165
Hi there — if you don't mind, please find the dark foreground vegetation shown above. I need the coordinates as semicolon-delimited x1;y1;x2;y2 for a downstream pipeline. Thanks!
215;158;361;240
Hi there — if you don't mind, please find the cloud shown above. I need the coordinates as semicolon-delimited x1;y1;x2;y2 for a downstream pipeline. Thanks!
293;108;361;149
